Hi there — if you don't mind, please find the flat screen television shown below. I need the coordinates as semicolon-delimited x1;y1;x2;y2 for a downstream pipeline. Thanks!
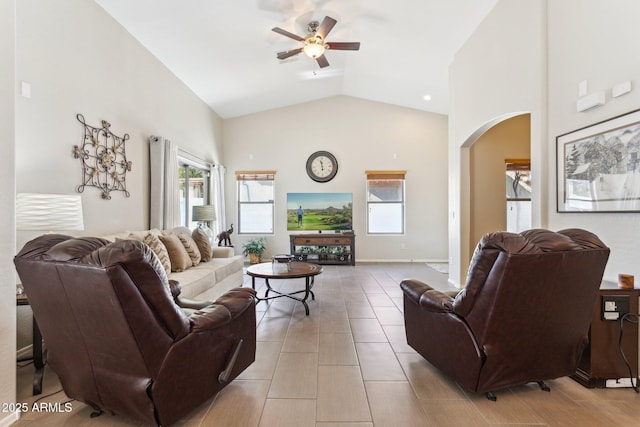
287;192;353;231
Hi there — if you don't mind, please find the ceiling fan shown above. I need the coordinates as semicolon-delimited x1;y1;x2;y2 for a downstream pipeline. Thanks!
272;16;360;68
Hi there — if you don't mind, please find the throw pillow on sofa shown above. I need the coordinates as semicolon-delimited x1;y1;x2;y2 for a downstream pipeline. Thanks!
176;232;201;266
191;227;212;262
159;233;191;272
116;232;172;274
143;233;172;274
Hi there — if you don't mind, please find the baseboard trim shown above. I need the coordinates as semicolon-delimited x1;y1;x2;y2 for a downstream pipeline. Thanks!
17;344;33;360
0;411;20;427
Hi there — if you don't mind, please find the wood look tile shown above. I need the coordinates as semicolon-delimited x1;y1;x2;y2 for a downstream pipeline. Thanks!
365;293;395;307
578;399;640;426
262;300;297;317
345;302;376;319
318;333;358;365
467;387;543;424
268;352;318;398
510;382;631;426
316;423;373;427
259;399;316;427
257;316;291;341
396;352;467;400
372;306;404;325
355;342;406;381
382;325;414;353
201;380;270;427
238;341;283;380
316;365;372;422
365;381;431;426
282;316;320;353
341;290;369;302
360;282;384;294
319;310;352;333
419;399;488;427
349;318;387;342
15;264;640;427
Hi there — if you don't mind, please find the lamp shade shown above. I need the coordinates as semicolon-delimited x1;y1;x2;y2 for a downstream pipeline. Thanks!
16;193;84;231
192;205;216;222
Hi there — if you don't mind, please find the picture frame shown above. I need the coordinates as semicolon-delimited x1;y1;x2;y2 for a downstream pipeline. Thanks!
556;109;640;212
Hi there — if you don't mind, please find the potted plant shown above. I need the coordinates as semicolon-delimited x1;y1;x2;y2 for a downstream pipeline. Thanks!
242;237;266;264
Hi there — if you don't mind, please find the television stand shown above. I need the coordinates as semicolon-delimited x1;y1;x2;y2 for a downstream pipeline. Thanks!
289;233;355;266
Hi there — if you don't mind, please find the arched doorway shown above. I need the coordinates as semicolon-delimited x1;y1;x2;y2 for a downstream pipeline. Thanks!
468;114;531;259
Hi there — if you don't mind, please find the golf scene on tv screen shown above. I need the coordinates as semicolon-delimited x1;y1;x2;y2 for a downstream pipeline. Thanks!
287;192;353;231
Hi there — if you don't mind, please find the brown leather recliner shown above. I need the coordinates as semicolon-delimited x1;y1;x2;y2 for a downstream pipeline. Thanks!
401;228;609;400
14;234;257;426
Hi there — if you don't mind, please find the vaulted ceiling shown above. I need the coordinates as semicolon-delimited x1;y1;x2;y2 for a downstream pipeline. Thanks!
96;0;497;118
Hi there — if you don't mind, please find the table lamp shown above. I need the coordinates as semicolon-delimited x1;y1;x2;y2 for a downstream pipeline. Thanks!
192;204;216;244
16;193;85;232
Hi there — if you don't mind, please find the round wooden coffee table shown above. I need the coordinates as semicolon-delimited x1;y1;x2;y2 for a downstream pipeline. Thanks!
247;261;323;315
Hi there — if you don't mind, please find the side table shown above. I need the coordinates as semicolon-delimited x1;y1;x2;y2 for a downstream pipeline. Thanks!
17;291;45;395
571;282;639;388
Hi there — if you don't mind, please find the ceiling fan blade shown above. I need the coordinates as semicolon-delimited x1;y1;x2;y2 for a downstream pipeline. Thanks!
272;27;304;41
316;54;330;68
277;47;303;60
326;42;361;51
316;16;337;39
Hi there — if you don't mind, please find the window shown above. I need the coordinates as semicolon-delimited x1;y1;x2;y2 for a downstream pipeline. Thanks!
505;159;531;233
178;156;210;229
236;171;276;234
366;170;406;234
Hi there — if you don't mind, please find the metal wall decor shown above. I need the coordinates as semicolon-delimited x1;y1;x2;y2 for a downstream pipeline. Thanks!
73;114;132;199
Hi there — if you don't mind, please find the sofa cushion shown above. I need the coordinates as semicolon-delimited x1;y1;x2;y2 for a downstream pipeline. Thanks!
192;227;212;262
169;267;215;299
212;247;234;258
176;232;201;266
212;257;245;284
159;233;191;272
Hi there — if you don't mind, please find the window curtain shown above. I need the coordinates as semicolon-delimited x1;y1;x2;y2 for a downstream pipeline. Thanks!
149;136;180;229
211;164;226;236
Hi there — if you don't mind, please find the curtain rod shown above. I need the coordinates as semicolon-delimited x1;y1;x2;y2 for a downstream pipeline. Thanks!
177;147;214;168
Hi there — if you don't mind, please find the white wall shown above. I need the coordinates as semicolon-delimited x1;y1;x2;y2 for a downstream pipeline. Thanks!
449;0;547;286
14;0;224;358
223;96;449;262
547;0;640;282
0;0;17;424
452;0;640;285
15;0;223;241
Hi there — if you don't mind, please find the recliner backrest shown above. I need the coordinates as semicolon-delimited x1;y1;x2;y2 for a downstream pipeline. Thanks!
14;235;192;407
451;229;609;374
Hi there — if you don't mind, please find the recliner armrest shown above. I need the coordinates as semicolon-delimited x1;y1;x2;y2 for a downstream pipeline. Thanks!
189;305;233;332
400;279;454;313
188;287;256;333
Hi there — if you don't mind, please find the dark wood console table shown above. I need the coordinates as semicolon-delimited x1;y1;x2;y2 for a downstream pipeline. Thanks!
571;282;639;388
289;233;355;266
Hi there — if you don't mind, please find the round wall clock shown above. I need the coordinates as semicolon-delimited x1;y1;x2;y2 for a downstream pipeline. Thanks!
306;151;338;183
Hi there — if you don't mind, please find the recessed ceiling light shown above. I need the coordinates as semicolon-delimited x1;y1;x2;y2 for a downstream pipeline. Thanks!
423;94;432;101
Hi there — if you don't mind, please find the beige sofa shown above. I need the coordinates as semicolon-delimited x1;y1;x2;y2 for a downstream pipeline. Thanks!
102;227;245;301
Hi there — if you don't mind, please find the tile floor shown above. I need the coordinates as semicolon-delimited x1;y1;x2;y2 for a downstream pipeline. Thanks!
13;263;640;426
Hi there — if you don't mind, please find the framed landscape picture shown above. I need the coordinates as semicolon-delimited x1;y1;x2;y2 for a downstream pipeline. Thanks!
556;109;640;212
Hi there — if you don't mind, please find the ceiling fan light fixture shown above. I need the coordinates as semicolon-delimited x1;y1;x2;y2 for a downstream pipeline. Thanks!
303;36;326;59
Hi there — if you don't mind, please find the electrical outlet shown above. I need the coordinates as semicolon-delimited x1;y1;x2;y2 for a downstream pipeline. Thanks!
601;295;630;321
